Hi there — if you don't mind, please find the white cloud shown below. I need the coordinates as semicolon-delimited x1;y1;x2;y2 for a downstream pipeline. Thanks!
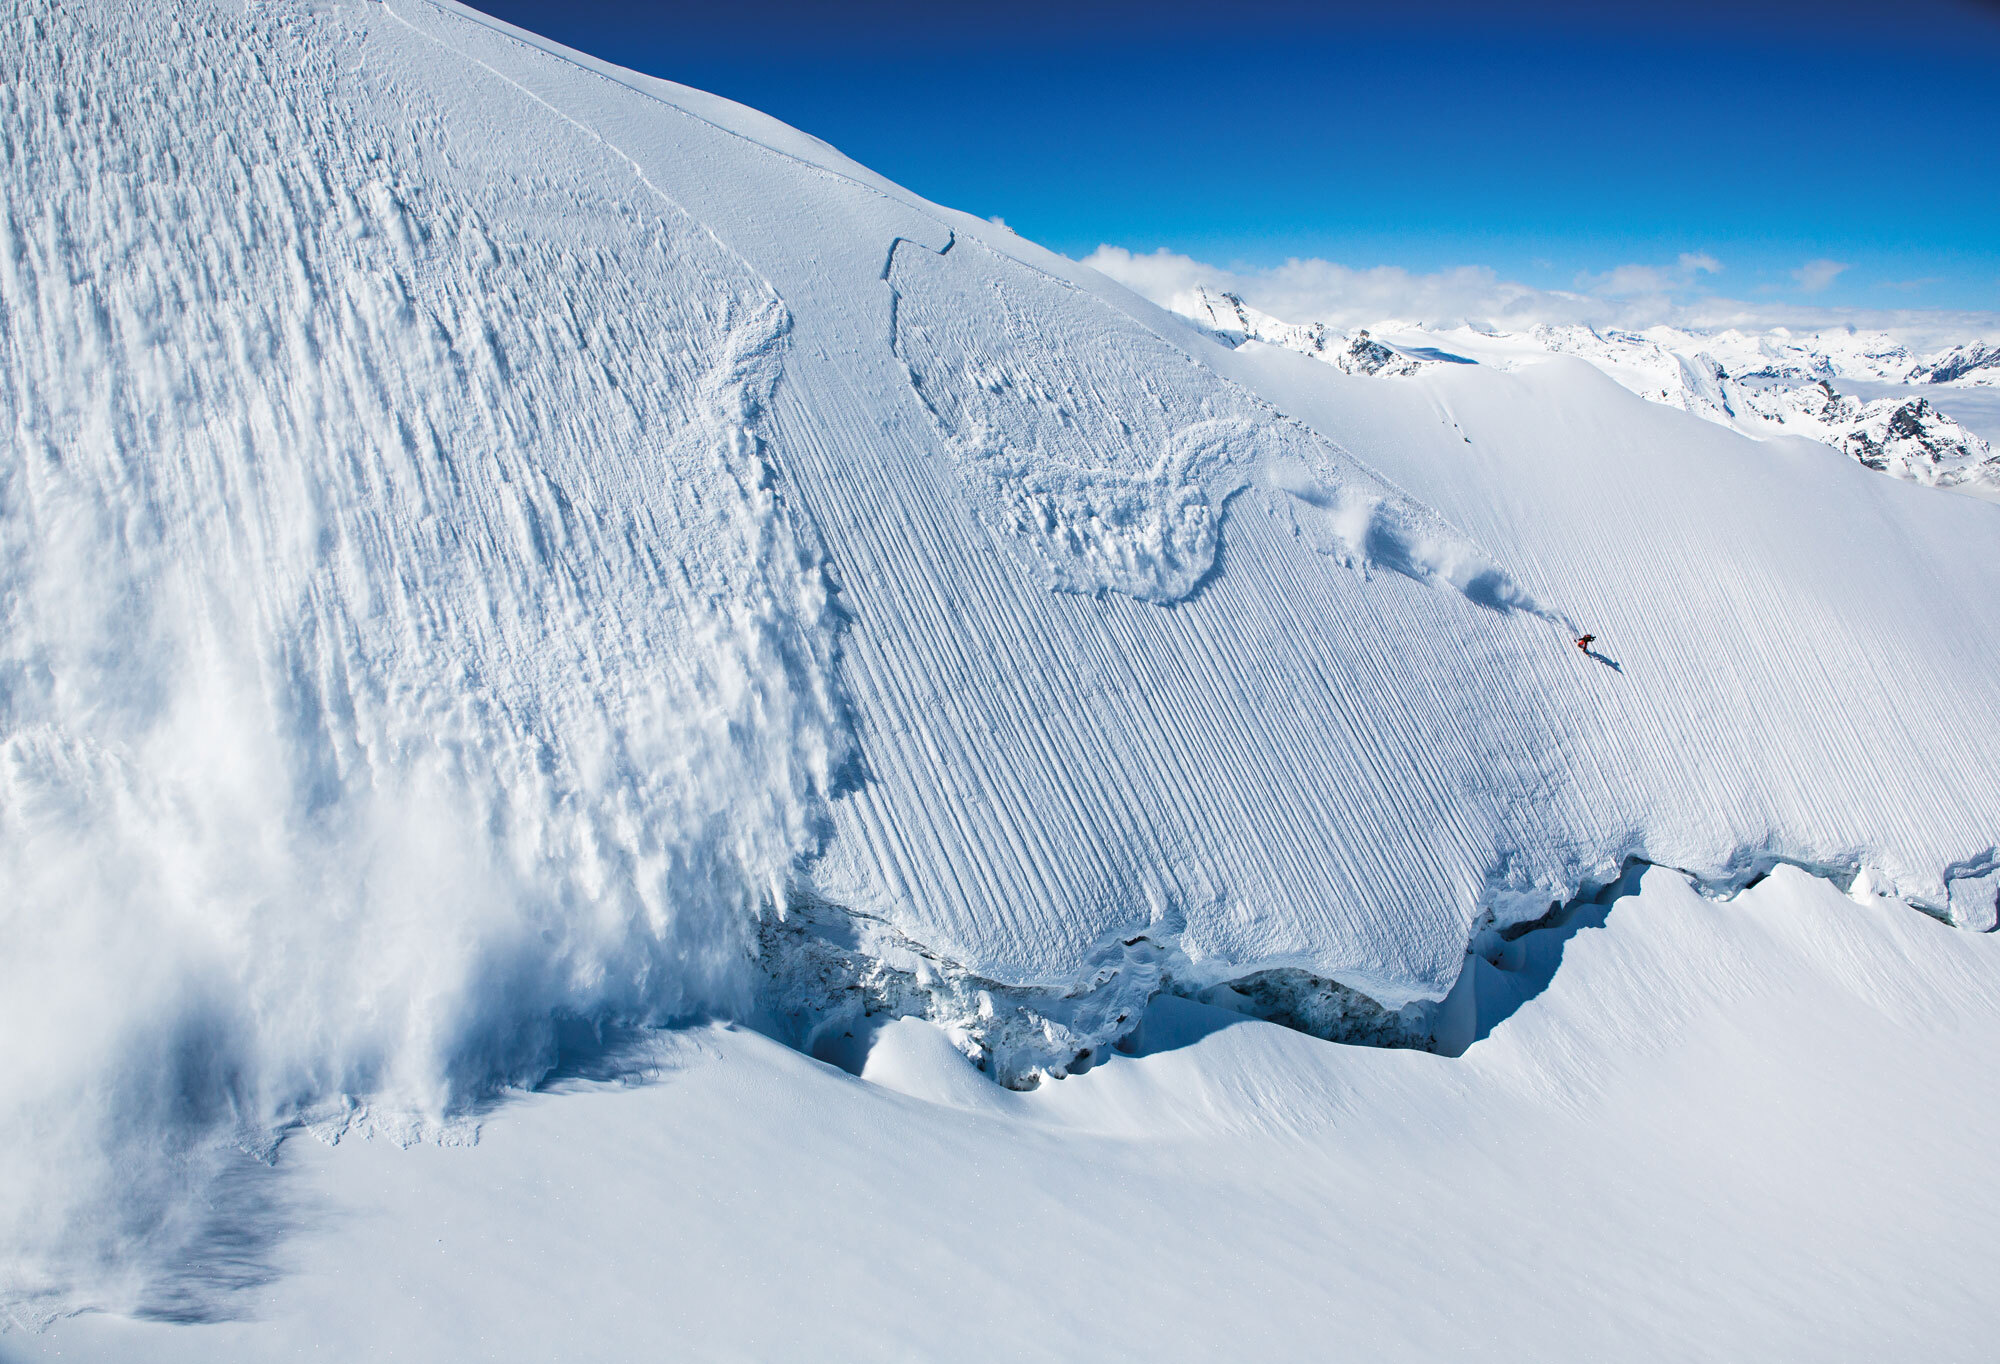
1573;252;1724;299
1793;258;1849;293
1079;245;1998;352
1571;263;1681;298
1084;245;1601;331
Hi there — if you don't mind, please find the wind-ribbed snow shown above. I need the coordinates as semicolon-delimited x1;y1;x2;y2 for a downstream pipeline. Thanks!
4;0;1999;1322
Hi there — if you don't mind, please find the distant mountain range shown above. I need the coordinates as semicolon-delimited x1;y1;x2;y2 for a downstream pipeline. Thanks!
1180;286;2000;497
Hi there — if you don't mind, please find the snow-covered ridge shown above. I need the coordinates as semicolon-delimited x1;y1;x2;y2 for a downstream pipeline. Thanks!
1187;285;1466;377
1913;340;2000;386
1166;291;2000;496
7;0;2000;1324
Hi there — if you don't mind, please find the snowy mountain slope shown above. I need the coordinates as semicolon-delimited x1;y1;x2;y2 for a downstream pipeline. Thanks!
1700;325;1916;384
1;0;871;1311
6;0;2000;1324
1847;375;2000;445
1206;340;2000;895
1913;340;2000;386
1166;306;2000;495
1184;284;1451;376
1109;260;2000;496
24;866;2000;1361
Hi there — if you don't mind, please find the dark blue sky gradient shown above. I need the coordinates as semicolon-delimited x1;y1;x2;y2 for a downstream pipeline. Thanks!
463;0;2000;312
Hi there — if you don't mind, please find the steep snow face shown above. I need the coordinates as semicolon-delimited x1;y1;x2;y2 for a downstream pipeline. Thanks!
889;241;1242;602
0;0;852;1313
885;249;1525;604
0;0;1554;1311
6;0;2000;1323
1212;331;2000;914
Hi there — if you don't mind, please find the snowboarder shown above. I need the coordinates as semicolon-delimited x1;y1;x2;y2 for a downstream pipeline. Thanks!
1574;633;1595;654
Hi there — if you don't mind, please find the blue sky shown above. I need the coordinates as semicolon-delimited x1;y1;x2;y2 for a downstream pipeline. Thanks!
465;0;2000;323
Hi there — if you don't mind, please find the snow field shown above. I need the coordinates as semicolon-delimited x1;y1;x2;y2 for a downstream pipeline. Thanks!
1130;280;2000;495
4;0;2000;1326
24;866;2000;1360
888;233;1540;611
1216;340;2000;913
2;0;845;1313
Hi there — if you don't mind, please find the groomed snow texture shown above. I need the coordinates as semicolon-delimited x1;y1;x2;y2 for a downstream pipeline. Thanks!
3;0;1999;1320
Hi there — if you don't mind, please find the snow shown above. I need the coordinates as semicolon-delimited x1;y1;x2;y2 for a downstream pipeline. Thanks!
3;0;856;1311
1158;307;2000;495
1105;257;2000;497
5;0;2000;1340
1845;377;2000;445
21;867;2000;1360
1911;340;2000;386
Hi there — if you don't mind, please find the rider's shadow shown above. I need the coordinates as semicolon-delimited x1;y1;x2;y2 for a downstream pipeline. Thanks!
1583;646;1622;672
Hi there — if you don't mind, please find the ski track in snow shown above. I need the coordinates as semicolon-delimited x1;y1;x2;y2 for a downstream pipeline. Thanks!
3;0;2000;1324
885;230;1546;611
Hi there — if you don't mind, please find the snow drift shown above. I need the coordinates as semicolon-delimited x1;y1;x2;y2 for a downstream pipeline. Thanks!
4;0;1999;1321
